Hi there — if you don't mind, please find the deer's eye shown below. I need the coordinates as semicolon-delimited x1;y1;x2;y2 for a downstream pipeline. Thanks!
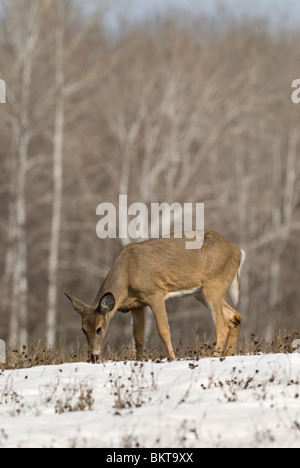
96;327;102;335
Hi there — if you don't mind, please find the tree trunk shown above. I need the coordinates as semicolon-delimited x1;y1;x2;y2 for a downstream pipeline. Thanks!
9;47;32;347
14;133;30;347
46;0;65;346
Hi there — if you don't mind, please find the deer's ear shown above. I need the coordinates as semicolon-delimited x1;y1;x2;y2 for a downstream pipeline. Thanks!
64;293;87;316
97;293;115;314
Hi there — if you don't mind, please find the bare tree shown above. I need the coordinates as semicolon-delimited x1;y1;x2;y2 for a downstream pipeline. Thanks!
46;0;65;346
2;1;48;347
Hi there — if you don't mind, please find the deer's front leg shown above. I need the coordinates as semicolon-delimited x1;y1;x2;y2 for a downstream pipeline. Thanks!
131;307;145;360
149;297;176;361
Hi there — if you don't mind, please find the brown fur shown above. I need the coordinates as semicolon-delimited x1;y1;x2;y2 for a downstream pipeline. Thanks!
65;230;244;362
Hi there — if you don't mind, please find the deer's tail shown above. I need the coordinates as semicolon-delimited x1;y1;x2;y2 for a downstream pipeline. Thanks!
229;249;246;306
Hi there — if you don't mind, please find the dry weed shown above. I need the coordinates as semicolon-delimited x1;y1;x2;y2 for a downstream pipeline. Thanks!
2;329;300;370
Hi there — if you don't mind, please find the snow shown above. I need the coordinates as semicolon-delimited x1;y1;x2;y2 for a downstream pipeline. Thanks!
1;353;300;448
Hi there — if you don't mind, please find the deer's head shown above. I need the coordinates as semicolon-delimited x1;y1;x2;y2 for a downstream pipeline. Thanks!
64;292;115;363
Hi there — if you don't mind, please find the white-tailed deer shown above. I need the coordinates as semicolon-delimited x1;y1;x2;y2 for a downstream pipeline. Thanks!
65;230;245;362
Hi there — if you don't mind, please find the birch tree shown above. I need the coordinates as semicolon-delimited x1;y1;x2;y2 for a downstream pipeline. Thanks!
46;1;107;344
46;0;65;346
265;125;298;338
4;1;47;347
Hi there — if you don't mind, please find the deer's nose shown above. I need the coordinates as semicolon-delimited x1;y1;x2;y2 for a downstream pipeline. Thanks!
88;353;100;364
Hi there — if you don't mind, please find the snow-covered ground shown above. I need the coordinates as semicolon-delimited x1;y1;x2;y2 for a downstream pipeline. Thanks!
1;353;300;448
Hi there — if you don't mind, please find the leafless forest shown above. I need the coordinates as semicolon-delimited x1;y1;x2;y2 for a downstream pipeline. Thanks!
0;0;299;354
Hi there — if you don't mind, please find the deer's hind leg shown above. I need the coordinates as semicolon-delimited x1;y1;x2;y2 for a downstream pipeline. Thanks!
222;301;242;356
195;285;229;357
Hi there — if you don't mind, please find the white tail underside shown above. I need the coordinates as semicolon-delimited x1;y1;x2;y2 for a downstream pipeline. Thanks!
229;249;246;306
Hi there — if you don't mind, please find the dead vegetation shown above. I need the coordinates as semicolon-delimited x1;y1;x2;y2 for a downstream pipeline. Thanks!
1;329;300;370
44;378;94;414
